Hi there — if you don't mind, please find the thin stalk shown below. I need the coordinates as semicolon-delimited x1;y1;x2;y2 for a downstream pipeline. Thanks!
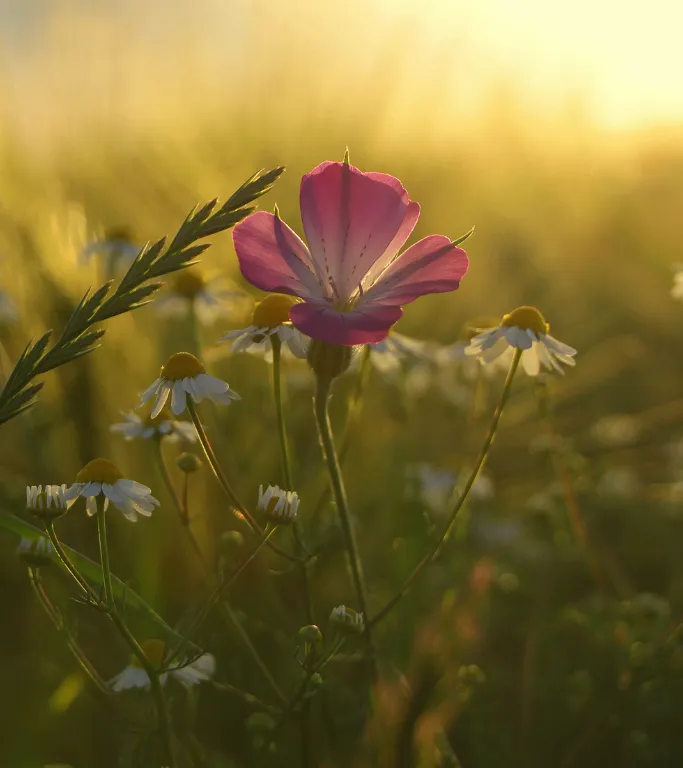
154;443;286;705
45;521;98;601
96;503;114;610
310;344;372;522
370;349;521;628
153;440;188;525
186;399;299;564
28;567;110;696
271;335;314;625
178;527;278;644
314;374;376;675
109;610;176;767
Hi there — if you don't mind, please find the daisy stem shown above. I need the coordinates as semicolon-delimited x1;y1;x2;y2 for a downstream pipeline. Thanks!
271;335;314;765
108;608;176;767
153;440;188;525
186;399;299;564
313;373;377;677
369;348;521;629
28;566;111;696
45;521;98;601
271;335;314;623
96;500;115;610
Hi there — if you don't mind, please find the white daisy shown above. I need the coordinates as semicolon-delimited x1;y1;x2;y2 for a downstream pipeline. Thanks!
465;306;577;376
109;409;197;443
154;268;248;325
407;464;494;516
26;484;69;513
80;227;140;272
257;484;300;522
218;293;310;360
329;605;364;635
138;352;240;418
368;331;434;378
64;458;160;522
110;639;216;692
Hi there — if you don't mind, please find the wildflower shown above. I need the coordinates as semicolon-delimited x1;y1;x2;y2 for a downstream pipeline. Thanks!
218;293;310;360
64;458;159;521
329;604;365;635
155;268;246;325
110;639;216;691
26;484;69;520
232;161;469;345
109;409;197;443
257;484;300;522
81;227;139;271
368;331;433;378
408;464;493;515
138;352;240;418
465;306;576;376
16;536;53;568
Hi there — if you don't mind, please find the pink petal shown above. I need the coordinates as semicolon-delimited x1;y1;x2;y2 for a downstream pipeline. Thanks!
299;162;415;301
290;300;403;345
362;236;469;307
232;212;322;299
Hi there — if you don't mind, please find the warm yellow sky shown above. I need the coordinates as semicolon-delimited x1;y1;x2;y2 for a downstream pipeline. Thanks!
0;0;680;138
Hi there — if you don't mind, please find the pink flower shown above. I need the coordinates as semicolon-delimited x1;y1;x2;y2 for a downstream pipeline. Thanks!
232;161;469;346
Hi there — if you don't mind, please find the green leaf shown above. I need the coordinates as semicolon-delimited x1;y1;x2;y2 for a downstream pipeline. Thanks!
0;513;188;647
452;226;475;247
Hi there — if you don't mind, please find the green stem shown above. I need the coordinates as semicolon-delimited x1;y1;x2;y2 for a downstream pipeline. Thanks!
154;440;188;525
109;610;176;767
45;521;97;601
177;527;278;646
28;567;110;696
272;336;314;624
313;374;376;675
370;348;521;628
271;334;314;766
96;502;114;610
186;399;299;564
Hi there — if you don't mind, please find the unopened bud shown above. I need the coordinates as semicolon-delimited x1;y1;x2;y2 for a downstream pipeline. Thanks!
329;604;365;635
16;537;53;568
177;453;203;474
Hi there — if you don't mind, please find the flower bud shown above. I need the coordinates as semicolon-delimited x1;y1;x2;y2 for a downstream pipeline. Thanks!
220;530;245;552
176;452;203;474
298;624;324;650
329;604;365;635
307;340;357;381
16;537;53;568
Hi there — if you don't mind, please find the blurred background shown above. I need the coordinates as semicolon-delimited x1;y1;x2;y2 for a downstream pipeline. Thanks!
1;1;683;766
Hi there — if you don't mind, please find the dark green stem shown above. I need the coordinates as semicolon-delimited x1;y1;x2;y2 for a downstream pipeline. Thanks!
186;399;299;564
45;521;98;601
369;348;521;628
28;566;110;695
313;374;376;676
272;335;314;623
96;502;114;610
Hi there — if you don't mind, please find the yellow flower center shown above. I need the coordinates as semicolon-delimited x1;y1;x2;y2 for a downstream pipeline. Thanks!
252;294;299;329
501;306;549;335
76;458;124;485
171;269;205;299
161;352;205;381
131;638;166;669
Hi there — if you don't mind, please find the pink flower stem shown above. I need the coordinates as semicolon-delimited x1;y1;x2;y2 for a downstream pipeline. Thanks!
313;372;377;679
